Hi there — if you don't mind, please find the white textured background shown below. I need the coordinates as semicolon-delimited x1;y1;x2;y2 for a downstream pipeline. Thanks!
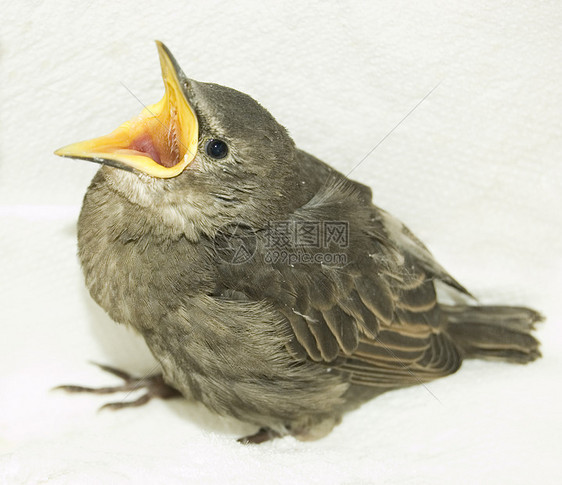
1;1;561;484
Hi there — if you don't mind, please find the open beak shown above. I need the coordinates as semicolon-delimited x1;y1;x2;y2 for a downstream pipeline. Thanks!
54;41;199;178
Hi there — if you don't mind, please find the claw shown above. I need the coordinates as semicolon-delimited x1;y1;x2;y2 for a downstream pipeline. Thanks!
89;361;134;381
237;427;281;445
53;383;133;394
54;362;181;410
99;393;151;411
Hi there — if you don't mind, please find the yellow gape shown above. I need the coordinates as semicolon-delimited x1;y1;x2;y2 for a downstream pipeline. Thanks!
55;41;199;178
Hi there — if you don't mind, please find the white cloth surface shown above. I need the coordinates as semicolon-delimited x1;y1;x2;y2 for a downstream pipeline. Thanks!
1;1;561;483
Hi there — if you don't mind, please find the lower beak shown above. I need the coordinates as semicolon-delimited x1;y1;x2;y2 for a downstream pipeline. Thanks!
54;41;199;178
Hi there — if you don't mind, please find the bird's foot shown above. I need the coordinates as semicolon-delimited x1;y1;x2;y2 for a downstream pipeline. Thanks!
54;362;181;410
237;427;281;445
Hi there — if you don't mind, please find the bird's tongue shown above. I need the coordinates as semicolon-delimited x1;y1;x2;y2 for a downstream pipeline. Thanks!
130;133;162;165
129;133;163;166
126;112;181;168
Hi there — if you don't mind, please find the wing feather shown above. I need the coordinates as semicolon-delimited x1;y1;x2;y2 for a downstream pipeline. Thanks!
213;176;466;389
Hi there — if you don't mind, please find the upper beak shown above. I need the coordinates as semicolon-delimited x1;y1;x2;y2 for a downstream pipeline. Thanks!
54;41;199;178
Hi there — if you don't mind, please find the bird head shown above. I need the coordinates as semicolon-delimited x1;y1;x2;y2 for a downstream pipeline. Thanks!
55;42;299;237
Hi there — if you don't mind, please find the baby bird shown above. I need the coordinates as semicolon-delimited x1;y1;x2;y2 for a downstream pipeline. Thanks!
55;42;541;443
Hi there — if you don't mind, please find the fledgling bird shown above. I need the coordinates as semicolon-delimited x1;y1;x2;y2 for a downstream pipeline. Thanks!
55;42;542;443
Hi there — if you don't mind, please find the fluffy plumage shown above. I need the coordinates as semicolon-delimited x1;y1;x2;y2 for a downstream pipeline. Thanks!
66;45;541;442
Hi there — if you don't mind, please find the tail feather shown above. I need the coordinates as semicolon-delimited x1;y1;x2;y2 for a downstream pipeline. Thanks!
443;305;543;364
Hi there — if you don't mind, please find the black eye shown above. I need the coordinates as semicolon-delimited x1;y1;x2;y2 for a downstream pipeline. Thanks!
205;139;229;159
